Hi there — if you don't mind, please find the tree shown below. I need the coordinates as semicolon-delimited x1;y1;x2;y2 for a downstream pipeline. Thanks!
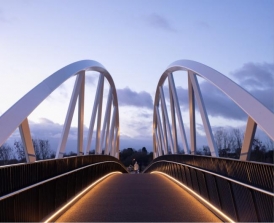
232;128;243;150
64;151;77;157
89;150;95;155
0;143;13;165
14;140;26;162
119;147;153;170
265;137;274;151
214;128;229;157
32;139;53;160
203;146;211;156
214;128;224;151
142;147;148;154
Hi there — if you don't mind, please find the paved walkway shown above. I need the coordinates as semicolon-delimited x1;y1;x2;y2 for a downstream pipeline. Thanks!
56;173;221;222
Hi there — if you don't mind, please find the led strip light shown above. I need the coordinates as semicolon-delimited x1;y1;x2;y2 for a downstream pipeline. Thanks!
44;171;122;222
0;161;126;201
147;160;274;196
151;171;235;223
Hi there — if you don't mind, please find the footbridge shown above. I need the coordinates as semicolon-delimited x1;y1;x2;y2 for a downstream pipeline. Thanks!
0;60;273;222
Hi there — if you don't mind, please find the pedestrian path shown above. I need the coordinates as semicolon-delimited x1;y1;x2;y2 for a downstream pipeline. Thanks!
55;173;221;222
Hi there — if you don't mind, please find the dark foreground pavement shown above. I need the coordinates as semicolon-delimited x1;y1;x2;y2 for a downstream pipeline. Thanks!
56;173;221;222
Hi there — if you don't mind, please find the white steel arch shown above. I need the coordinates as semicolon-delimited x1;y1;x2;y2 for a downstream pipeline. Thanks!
153;60;274;160
0;60;120;162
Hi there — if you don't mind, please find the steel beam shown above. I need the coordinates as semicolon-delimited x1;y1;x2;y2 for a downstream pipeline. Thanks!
188;72;196;155
56;73;84;158
157;126;163;156
115;127;120;158
85;74;104;155
153;129;158;158
108;106;117;156
19;118;36;163
112;127;118;157
154;128;161;157
99;88;112;154
189;72;218;157
156;106;167;154
95;74;104;155
240;116;257;161
77;71;85;156
168;75;178;154
160;101;168;153
104;104;112;155
169;73;190;154
159;86;174;153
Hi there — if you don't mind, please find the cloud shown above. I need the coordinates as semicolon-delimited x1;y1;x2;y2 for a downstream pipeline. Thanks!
164;86;189;111
164;84;246;120
29;118;63;139
25;119;94;153
230;62;274;112
5;116;154;153
146;13;177;32
85;73;98;85
231;62;273;89
200;82;247;120
163;62;273;120
117;87;153;109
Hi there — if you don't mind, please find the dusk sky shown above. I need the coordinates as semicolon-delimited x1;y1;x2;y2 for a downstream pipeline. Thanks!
0;0;273;153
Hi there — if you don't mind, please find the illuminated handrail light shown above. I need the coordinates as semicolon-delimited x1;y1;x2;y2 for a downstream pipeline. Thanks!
148;160;274;196
151;171;235;223
0;161;126;201
44;171;122;223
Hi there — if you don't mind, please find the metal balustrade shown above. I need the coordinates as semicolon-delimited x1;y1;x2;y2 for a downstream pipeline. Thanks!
144;156;274;222
0;155;128;222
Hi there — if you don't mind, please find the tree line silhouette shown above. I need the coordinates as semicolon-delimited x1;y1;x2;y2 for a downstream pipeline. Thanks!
1;127;273;166
0;139;55;165
193;128;273;163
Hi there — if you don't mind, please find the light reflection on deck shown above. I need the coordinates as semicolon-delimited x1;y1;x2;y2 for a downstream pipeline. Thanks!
55;174;222;222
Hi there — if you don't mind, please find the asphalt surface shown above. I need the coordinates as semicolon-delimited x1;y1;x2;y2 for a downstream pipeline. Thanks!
56;173;222;222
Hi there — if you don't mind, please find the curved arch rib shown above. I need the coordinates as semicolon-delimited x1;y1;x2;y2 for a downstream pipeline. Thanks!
0;60;120;161
153;60;274;160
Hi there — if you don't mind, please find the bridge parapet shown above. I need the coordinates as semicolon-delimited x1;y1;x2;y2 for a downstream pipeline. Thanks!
0;155;127;222
144;155;274;222
152;154;273;192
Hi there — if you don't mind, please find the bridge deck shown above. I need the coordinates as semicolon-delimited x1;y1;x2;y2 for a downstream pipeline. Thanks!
55;173;221;222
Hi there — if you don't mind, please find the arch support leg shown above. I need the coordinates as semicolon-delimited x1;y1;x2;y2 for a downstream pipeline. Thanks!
241;117;257;161
19;118;36;163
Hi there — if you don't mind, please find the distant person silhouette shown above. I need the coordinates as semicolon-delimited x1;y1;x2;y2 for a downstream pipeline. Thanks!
134;161;139;174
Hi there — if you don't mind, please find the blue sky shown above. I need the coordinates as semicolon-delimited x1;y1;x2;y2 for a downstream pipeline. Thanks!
0;0;273;153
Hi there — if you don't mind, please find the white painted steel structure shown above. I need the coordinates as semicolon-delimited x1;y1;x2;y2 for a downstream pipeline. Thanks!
153;60;274;160
0;60;120;162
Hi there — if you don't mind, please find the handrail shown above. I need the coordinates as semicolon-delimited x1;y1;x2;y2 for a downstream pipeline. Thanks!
144;160;274;196
153;153;274;167
0;160;127;201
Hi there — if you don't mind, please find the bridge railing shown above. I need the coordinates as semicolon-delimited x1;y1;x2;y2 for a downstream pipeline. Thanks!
0;155;128;222
144;155;274;222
